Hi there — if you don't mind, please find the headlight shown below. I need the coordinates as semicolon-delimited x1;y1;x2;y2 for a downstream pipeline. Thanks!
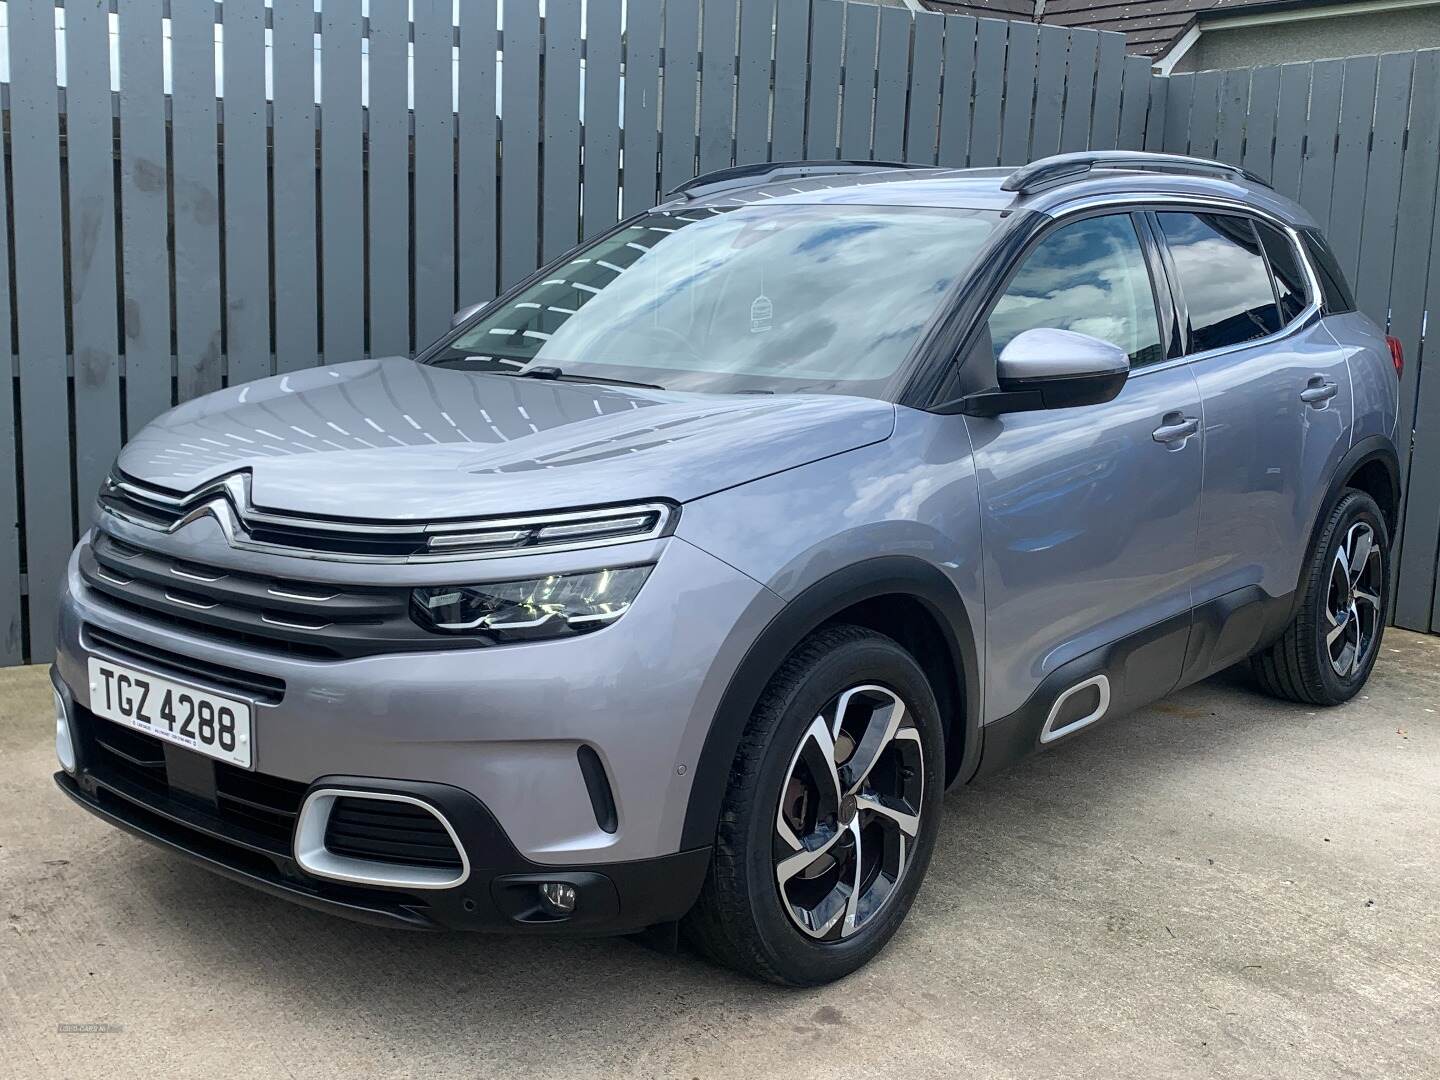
411;566;653;640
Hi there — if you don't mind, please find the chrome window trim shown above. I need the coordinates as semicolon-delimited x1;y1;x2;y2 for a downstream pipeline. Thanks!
99;471;678;564
1042;192;1325;378
293;788;471;891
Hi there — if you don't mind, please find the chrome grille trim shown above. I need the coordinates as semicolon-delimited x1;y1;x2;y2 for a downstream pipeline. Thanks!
98;471;677;563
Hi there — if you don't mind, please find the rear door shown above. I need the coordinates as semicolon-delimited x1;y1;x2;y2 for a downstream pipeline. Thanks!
1157;210;1352;674
968;211;1203;724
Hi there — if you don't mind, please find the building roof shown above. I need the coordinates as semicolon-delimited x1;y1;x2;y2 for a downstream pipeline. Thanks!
917;0;1335;59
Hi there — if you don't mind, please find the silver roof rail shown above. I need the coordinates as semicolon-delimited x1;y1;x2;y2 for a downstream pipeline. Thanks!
667;159;934;200
1001;151;1269;195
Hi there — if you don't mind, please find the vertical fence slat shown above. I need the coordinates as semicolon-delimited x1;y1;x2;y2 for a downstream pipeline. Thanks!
1186;71;1221;159
1329;56;1381;287
734;0;773;165
541;0;581;262
272;0;319;372
840;1;878;159
542;0;582;262
999;22;1037;167
415;0;457;343
65;0;122;520
970;18;1006;165
904;11;944;164
873;7;911;162
118;0;171;428
660;0;701;191
1161;72;1193;153
771;0;810;161
1143;66;1169;150
1215;69;1248;165
9;0;68;665
1270;63;1311;201
501;0;542;287
321;2;364;363
170;2;222;402
1090;32;1124;151
583;0;624;235
1408;187;1440;630
937;15;976;167
1392;51;1440;630
9;0;69;663
223;0;271;386
699;0;738;173
458;0;499;302
539;11;584;260
621;0;662;215
1299;59;1343;229
1058;28;1096;155
0;118;16;662
1242;66;1280;184
806;0;843;159
1354;52;1412;327
1117;53;1151;151
368;1;412;353
1031;26;1068;160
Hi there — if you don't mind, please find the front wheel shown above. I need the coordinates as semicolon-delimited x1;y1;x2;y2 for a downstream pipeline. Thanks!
1252;490;1390;706
683;625;945;986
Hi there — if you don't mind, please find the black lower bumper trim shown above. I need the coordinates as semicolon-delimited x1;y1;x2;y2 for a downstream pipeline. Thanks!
55;770;711;935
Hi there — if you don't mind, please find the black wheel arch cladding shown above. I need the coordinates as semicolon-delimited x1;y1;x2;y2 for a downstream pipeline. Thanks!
680;556;979;852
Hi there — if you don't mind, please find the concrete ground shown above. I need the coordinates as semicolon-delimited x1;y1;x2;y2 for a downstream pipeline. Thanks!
2;633;1437;1080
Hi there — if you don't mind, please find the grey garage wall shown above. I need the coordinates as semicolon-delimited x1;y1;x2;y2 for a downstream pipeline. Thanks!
0;1;1436;666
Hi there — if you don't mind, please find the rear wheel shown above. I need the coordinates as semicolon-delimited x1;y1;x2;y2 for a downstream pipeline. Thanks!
1252;490;1390;706
684;625;945;986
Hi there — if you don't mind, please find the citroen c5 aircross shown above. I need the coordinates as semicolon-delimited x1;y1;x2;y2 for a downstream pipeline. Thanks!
52;152;1401;985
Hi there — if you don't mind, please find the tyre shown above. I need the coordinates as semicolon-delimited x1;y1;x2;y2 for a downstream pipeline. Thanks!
1252;490;1390;706
684;624;945;986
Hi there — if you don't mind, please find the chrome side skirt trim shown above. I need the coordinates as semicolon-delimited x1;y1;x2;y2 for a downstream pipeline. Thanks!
1039;674;1111;744
293;788;471;891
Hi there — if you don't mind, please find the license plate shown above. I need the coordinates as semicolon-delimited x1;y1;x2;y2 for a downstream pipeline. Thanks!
86;657;253;768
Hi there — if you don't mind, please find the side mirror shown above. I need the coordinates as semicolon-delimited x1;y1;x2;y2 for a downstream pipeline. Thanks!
452;300;490;328
964;328;1130;416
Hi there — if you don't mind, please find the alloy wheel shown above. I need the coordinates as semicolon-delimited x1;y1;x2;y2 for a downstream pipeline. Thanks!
773;684;924;941
1325;521;1382;678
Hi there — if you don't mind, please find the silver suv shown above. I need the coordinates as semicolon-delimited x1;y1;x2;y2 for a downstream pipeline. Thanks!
52;153;1400;985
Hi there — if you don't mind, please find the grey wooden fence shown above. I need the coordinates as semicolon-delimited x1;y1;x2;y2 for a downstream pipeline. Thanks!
0;0;1436;666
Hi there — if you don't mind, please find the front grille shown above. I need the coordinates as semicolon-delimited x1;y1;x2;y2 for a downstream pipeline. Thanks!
84;625;286;704
323;797;465;871
80;530;485;660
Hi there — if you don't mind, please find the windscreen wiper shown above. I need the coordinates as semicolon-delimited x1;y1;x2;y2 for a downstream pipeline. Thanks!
517;366;665;391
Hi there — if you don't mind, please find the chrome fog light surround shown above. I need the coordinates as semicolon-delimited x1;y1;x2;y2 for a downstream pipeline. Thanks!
54;689;77;773
293;789;470;890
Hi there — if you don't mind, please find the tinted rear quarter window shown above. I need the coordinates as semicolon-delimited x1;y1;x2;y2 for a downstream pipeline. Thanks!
1256;223;1308;324
1158;212;1280;353
1301;228;1358;315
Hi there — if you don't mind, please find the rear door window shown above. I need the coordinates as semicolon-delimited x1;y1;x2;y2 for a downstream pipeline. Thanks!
1256;222;1309;324
1157;212;1281;354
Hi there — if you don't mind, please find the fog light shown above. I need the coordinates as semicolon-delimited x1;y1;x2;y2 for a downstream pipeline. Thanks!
54;690;76;774
538;881;578;916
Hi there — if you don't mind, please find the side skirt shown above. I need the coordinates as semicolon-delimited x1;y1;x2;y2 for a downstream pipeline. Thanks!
973;586;1294;779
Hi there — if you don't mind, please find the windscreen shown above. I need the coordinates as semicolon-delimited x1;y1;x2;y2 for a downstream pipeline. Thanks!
427;203;1003;397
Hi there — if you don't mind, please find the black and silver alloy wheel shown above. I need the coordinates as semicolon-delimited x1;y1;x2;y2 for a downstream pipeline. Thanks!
1252;489;1390;707
686;625;944;986
774;685;923;940
1324;521;1382;678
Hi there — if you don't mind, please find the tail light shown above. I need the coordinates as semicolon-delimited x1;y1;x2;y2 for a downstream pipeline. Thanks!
1386;335;1404;378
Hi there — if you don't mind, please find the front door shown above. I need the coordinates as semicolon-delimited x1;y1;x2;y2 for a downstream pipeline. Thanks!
967;211;1203;724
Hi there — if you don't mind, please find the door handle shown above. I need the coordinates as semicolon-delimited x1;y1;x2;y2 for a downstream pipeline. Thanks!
1300;376;1339;407
1152;413;1199;447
